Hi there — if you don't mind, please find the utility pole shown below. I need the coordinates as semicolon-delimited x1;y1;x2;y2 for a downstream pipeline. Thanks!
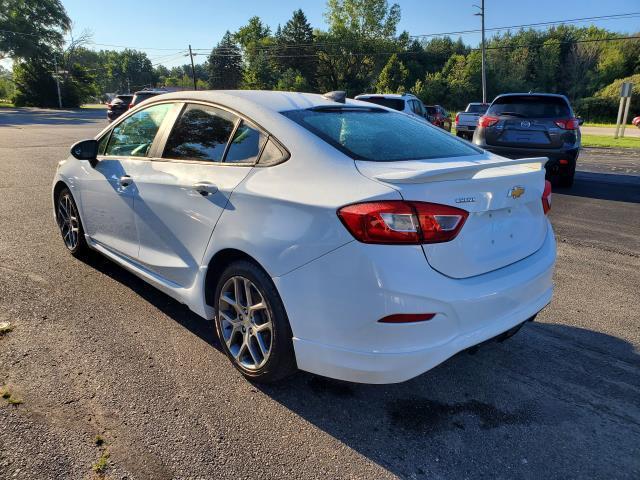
188;45;197;90
53;55;62;109
474;1;487;103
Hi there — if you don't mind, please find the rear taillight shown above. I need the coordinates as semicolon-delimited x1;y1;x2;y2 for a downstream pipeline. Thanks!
554;118;579;130
455;113;460;125
337;201;468;244
542;180;552;215
478;115;499;128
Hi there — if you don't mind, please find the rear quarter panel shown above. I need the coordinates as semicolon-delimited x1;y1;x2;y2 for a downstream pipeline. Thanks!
202;124;401;278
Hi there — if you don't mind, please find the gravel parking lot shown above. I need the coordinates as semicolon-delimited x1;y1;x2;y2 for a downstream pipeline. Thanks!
0;108;638;480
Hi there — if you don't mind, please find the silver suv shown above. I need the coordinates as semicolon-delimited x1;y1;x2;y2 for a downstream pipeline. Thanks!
355;93;428;121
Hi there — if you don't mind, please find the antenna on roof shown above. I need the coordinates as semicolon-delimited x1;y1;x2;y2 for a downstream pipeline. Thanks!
322;91;346;103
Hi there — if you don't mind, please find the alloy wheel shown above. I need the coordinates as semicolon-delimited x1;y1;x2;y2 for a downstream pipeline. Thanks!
57;192;80;250
218;275;273;370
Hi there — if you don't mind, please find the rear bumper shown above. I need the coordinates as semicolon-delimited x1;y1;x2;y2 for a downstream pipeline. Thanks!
477;143;579;166
275;223;556;384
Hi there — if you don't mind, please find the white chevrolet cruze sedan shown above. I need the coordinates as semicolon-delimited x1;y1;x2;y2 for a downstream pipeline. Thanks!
53;90;555;384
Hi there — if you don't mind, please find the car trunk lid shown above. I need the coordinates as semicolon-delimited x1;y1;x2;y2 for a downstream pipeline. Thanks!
356;154;549;279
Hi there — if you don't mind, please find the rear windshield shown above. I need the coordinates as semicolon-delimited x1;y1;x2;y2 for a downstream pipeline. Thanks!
282;107;481;162
114;95;132;104
488;96;570;118
357;97;404;111
466;104;488;114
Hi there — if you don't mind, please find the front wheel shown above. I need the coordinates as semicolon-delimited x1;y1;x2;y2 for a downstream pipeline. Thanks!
214;260;297;383
55;187;89;257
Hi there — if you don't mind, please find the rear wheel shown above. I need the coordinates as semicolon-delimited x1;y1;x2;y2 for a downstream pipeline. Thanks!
55;187;88;257
214;260;296;383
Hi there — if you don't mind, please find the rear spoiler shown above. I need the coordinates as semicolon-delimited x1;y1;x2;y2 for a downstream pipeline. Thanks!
369;157;549;184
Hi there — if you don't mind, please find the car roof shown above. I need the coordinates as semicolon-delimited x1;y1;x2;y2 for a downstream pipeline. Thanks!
134;90;166;95
145;90;377;113
494;93;569;101
355;93;414;100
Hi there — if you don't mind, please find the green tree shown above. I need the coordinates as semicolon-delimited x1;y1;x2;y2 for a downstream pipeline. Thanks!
275;68;310;91
234;17;277;89
317;0;402;95
208;31;243;89
275;10;317;88
376;54;408;93
0;0;70;59
12;56;58;107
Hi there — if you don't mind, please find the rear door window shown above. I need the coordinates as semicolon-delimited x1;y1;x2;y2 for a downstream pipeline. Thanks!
104;103;172;157
225;120;266;164
488;96;570;118
163;104;238;162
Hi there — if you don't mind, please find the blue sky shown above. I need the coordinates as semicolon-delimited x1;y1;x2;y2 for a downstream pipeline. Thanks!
56;0;640;68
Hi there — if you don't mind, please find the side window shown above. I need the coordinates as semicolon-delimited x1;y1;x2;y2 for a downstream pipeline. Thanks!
105;103;171;157
97;131;110;155
163;104;237;162
257;138;287;166
416;101;425;116
225;121;266;164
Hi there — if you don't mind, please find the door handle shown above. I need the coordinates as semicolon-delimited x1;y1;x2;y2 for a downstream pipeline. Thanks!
119;175;132;187
193;182;218;196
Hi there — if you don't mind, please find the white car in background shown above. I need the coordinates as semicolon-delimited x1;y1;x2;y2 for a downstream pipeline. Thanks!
355;92;429;120
53;90;556;384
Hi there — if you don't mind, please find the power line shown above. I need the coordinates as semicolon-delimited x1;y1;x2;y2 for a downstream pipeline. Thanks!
200;35;640;58
190;11;640;53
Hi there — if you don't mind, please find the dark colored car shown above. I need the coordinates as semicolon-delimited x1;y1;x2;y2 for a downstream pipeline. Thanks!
425;105;452;132
106;94;133;122
473;93;582;187
129;89;167;109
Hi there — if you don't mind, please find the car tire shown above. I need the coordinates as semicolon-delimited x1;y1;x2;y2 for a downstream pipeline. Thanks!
55;187;89;257
456;131;465;138
558;164;576;188
213;260;297;383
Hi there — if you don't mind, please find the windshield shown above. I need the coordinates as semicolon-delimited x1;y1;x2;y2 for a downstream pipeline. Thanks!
488;96;570;118
466;104;488;114
357;97;404;111
282;107;481;162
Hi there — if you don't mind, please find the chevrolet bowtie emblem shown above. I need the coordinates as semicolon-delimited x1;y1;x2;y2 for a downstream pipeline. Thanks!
508;186;525;199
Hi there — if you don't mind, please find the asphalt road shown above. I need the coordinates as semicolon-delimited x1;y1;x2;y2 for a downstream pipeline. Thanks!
0;108;638;480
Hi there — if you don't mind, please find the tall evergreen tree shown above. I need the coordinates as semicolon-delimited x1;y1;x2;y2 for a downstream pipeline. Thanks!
207;31;243;90
275;9;317;88
376;54;408;93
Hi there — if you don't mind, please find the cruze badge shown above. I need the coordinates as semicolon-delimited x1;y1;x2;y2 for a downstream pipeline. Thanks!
509;186;526;199
455;196;476;204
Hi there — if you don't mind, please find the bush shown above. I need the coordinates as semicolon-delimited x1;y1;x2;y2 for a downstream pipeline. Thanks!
573;97;619;123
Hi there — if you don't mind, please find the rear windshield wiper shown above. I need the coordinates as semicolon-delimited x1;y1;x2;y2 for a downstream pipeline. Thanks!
496;111;527;118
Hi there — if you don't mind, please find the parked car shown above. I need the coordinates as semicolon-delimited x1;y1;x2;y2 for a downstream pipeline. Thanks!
425;105;452;132
455;102;489;139
106;94;133;122
632;115;640;128
355;92;429;121
129;88;167;109
473;93;582;188
54;90;555;384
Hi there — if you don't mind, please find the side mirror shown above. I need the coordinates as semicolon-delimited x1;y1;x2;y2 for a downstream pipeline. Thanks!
70;139;98;161
577;117;584;126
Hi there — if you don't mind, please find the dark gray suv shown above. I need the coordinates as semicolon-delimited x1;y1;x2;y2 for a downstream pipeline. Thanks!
473;93;582;187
